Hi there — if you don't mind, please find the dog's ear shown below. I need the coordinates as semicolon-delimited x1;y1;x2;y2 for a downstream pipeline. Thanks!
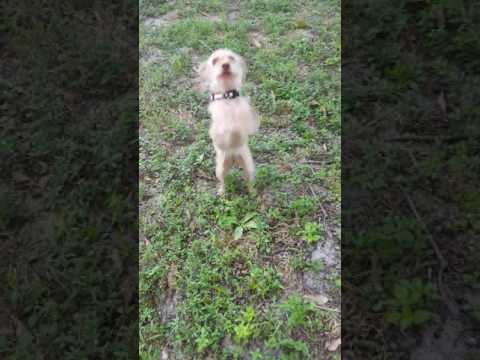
237;55;247;84
197;60;208;80
196;60;209;91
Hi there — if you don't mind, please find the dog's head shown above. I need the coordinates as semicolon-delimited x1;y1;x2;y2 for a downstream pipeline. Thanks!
197;49;247;93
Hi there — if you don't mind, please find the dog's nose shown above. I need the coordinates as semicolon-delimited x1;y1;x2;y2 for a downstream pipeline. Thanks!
222;63;230;71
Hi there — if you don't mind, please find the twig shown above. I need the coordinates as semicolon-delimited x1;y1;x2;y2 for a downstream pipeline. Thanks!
195;170;215;182
304;160;325;165
402;189;447;269
387;135;469;143
199;40;214;52
319;202;333;240
314;305;340;313
402;189;460;316
407;149;419;169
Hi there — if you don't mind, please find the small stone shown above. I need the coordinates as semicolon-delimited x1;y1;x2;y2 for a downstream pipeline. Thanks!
161;348;169;360
228;11;239;21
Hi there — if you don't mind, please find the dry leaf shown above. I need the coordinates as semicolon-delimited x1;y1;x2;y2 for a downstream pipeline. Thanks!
249;33;264;48
304;294;329;305
279;163;293;172
326;337;341;352
251;38;262;48
163;10;179;22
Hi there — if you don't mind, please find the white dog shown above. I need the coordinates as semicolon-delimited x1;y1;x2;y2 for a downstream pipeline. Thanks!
197;49;259;195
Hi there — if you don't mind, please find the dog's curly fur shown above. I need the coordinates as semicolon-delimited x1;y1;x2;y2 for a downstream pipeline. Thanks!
197;49;259;195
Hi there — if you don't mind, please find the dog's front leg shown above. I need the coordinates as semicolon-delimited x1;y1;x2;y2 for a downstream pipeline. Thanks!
215;148;232;195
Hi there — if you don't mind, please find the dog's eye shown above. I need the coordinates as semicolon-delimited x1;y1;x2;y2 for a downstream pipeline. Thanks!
212;57;219;65
228;55;235;62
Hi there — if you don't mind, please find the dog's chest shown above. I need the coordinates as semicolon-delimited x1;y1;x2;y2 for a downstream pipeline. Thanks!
208;98;253;132
209;102;237;130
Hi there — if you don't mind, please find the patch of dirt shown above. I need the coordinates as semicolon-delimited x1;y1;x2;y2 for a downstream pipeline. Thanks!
159;265;179;324
303;229;340;296
409;286;480;359
411;318;477;360
287;29;316;42
303;199;341;311
278;257;301;293
140;47;165;66
191;52;202;67
266;110;294;125
308;183;331;200
227;0;241;21
201;13;221;22
194;176;216;195
228;10;240;21
143;10;180;30
248;32;268;48
297;64;311;80
176;107;197;130
140;191;165;228
159;293;179;327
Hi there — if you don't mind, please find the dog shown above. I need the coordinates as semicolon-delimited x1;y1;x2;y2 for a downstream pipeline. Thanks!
197;49;259;195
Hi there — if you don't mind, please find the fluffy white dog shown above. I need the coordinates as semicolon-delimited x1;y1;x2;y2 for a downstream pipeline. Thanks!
197;49;259;195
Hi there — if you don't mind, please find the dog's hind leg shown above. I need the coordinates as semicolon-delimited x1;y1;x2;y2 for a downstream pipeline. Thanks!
237;145;255;191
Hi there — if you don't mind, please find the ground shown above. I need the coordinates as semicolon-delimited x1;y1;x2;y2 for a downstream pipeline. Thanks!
139;0;341;359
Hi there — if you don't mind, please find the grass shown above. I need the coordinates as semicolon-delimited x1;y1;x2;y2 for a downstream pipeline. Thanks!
1;1;138;358
342;0;480;358
139;0;340;358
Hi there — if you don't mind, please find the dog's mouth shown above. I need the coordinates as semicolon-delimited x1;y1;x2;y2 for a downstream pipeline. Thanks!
219;71;233;78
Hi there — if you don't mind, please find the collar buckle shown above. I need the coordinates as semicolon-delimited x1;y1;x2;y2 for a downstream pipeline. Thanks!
210;89;240;102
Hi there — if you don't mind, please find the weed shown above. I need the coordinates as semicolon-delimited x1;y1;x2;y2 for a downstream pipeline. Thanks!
289;196;317;218
234;306;257;343
300;222;324;245
385;279;437;330
280;293;316;329
248;265;283;298
291;255;325;273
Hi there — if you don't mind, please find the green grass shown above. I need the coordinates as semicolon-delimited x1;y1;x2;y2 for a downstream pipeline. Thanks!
1;1;138;358
342;0;480;358
140;0;340;358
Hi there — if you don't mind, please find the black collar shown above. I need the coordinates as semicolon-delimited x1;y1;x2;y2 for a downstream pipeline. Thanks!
210;89;240;102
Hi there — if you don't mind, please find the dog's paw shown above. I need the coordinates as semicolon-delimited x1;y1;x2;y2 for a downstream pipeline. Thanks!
217;186;225;196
